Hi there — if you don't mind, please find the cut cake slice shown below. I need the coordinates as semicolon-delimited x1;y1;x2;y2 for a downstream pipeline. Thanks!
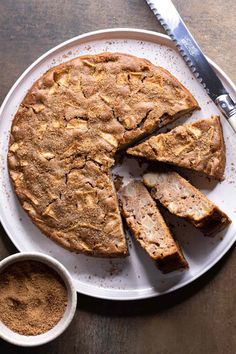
119;180;188;273
143;170;231;236
128;116;226;180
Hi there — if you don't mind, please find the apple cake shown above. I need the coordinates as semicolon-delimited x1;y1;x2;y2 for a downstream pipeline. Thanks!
8;52;199;256
143;170;231;236
119;180;188;272
128;116;225;180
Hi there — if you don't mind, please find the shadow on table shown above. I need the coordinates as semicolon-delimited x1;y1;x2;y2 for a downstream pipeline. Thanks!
0;224;18;256
77;242;235;316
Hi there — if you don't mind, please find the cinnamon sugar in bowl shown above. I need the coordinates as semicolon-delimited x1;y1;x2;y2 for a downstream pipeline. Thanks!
0;253;77;346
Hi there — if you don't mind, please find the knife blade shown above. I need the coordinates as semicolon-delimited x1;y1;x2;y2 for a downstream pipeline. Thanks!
145;0;236;132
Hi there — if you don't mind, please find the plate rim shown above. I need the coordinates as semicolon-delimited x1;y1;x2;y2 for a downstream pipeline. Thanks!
0;27;235;301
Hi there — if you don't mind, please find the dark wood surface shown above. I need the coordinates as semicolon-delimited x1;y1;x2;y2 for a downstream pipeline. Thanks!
0;1;235;353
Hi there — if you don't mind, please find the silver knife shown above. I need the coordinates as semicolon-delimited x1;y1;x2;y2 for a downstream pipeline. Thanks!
146;0;236;132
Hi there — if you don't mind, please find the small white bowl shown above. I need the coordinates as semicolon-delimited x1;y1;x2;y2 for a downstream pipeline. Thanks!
0;252;77;346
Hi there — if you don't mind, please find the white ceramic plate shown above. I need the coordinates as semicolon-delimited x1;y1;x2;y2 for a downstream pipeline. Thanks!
0;28;236;300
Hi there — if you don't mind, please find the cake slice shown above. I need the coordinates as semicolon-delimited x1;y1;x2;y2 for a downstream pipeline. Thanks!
143;171;231;236
128;116;225;180
119;180;188;273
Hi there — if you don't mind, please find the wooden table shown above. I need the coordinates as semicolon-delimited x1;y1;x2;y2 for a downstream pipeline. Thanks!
0;1;235;353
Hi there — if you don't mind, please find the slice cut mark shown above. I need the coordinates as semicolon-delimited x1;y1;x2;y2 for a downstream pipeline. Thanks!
128;116;226;181
8;52;199;256
119;180;188;273
143;170;231;236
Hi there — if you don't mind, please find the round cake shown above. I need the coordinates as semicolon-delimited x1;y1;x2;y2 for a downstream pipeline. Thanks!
8;52;199;256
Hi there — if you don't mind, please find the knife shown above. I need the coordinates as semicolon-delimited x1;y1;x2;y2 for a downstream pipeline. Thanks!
145;0;236;132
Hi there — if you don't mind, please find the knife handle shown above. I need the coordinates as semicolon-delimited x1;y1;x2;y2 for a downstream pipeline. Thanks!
215;94;236;133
